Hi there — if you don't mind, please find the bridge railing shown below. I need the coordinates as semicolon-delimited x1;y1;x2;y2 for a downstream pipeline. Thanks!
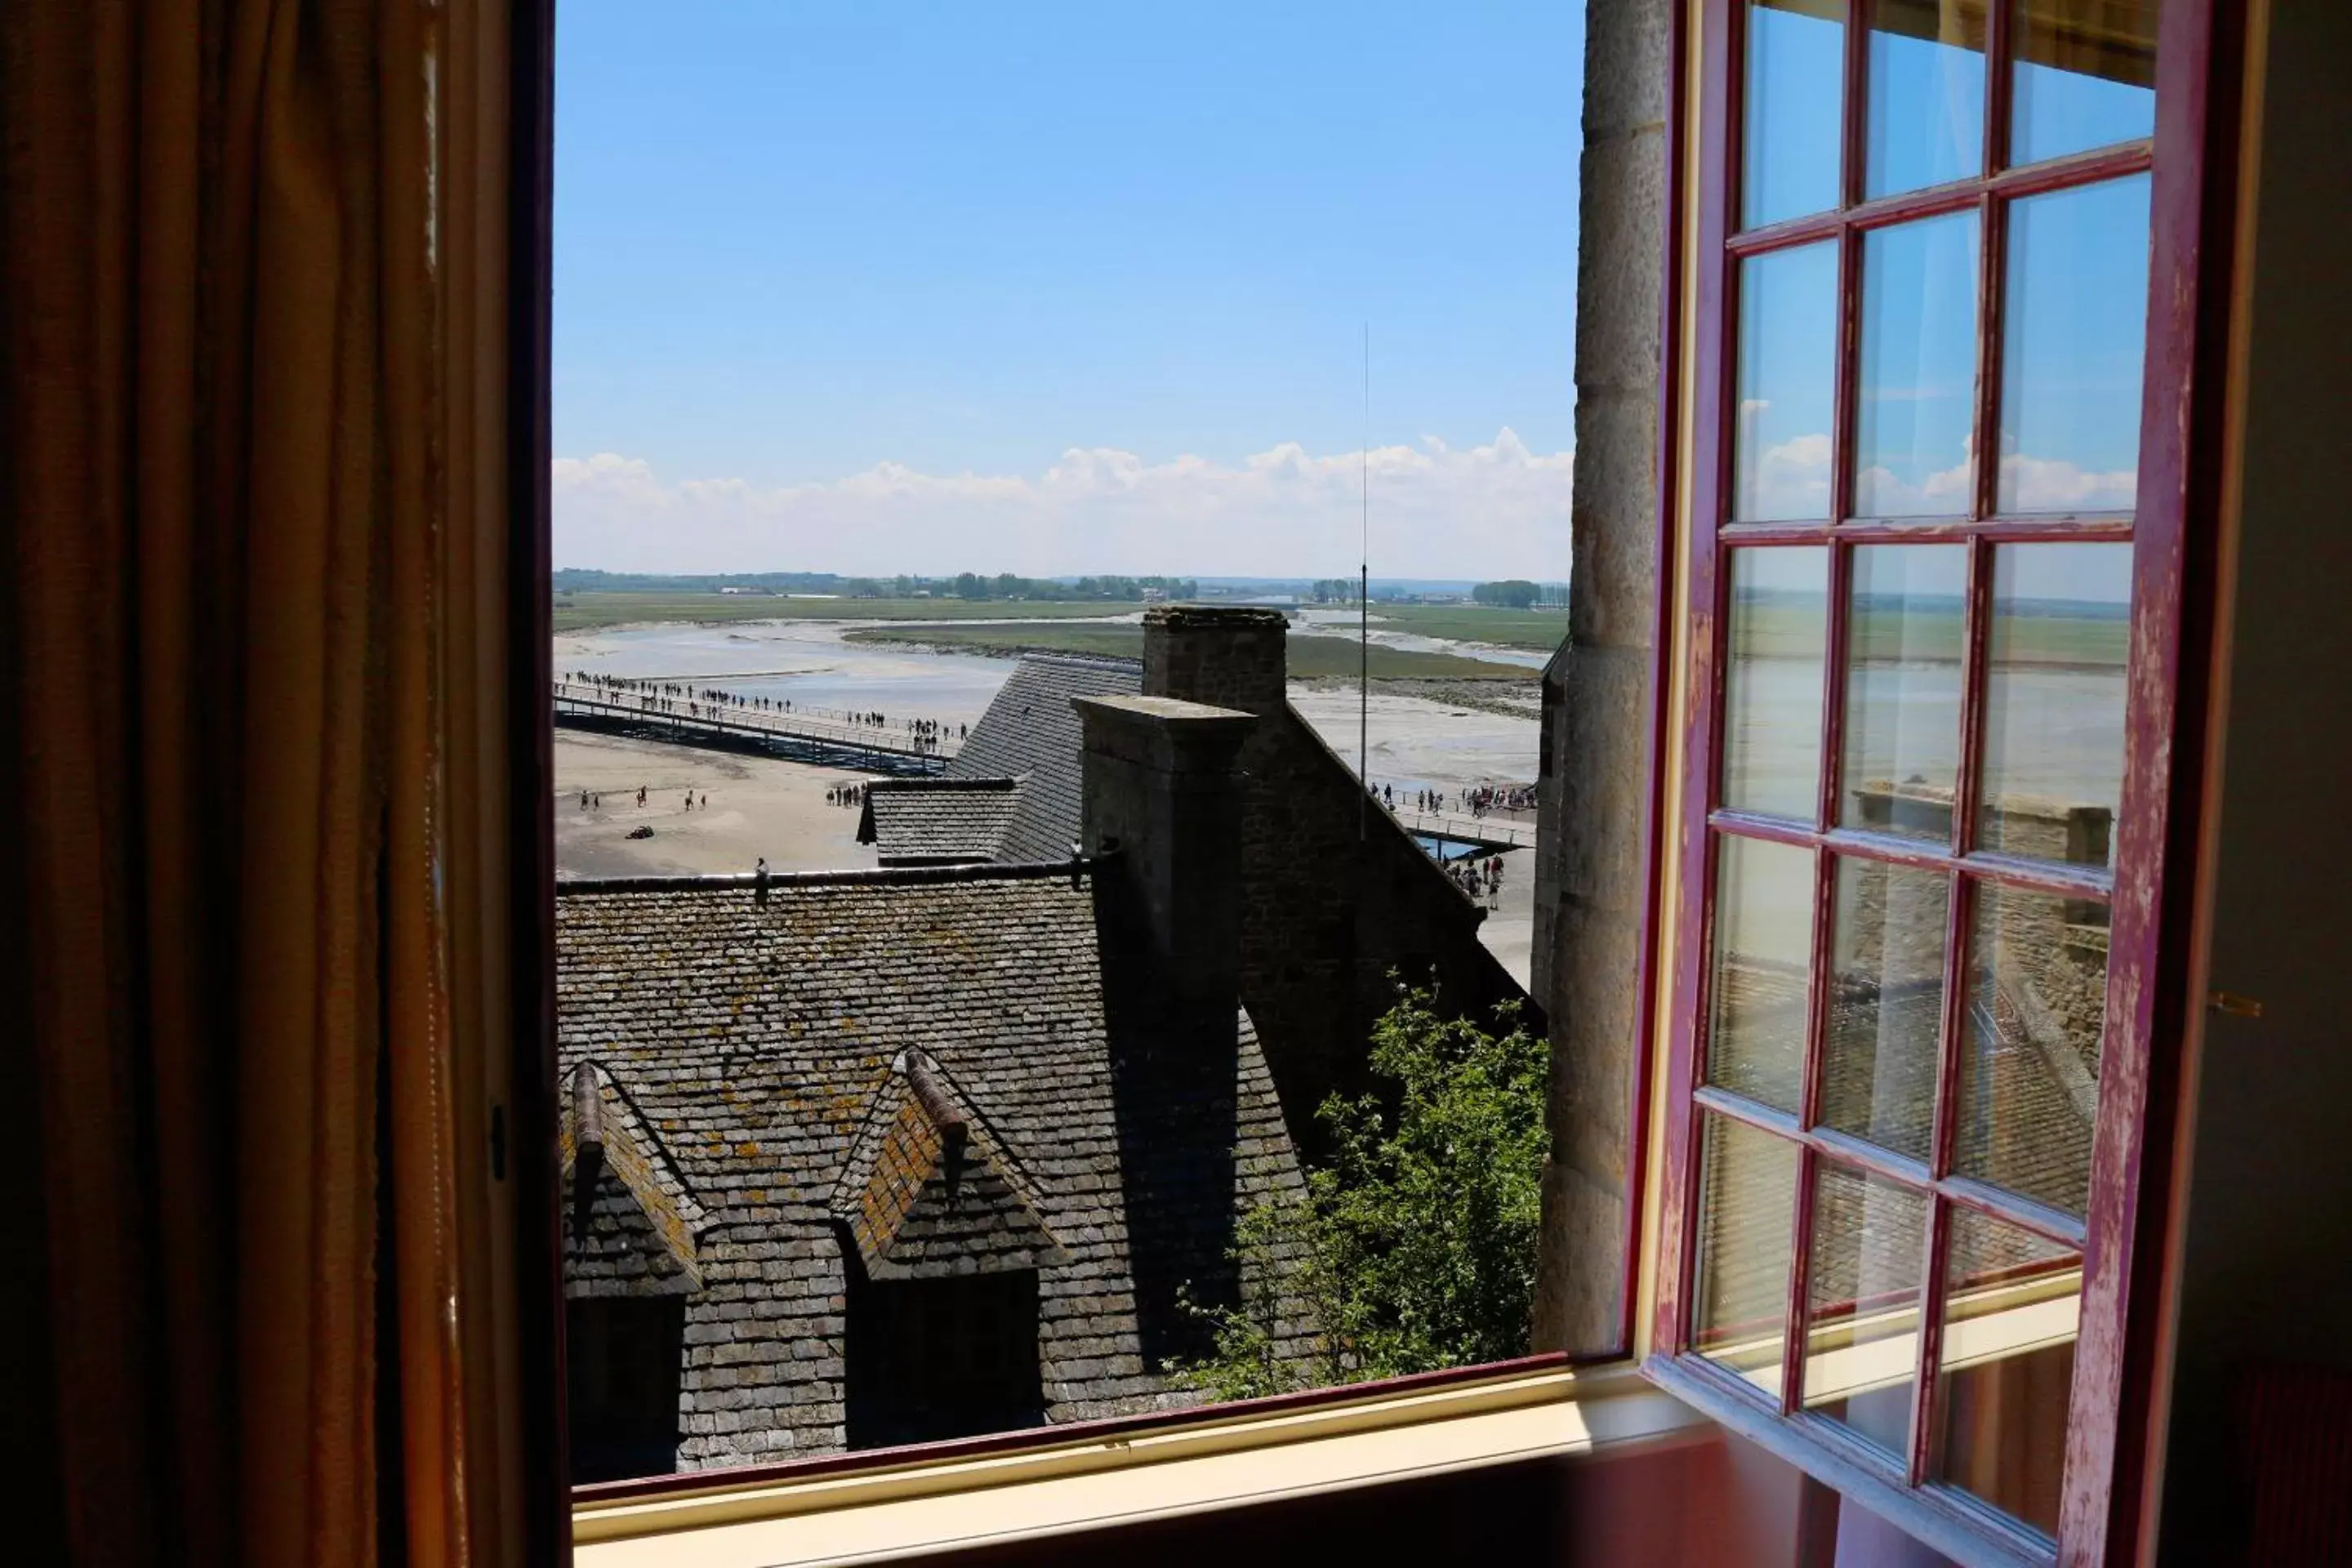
551;679;961;762
1392;809;1536;850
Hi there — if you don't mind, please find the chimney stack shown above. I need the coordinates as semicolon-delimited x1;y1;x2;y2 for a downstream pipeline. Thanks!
1072;693;1254;1008
1143;605;1289;718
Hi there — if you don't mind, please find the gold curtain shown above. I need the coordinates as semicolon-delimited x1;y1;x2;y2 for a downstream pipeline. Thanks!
2;2;524;1562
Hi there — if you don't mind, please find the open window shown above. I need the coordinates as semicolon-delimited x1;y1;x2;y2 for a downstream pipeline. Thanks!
1651;1;2187;1561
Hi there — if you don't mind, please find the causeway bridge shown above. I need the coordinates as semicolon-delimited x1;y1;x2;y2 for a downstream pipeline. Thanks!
1394;809;1536;853
552;679;957;777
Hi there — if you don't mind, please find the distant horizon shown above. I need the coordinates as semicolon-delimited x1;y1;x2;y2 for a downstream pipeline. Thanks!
552;568;1567;593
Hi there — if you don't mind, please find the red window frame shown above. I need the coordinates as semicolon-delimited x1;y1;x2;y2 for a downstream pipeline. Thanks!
1643;2;2234;1564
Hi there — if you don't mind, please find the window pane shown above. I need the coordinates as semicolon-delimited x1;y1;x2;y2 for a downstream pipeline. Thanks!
1956;882;2106;1217
1997;176;2151;514
1856;212;1979;518
1866;1;1987;198
1931;1208;2081;1539
2010;0;2158;167
1744;1;1847;229
1802;1161;1928;1454
1734;241;1839;523
1708;835;1817;1116
1725;547;1829;820
1977;543;2130;866
1841;545;1968;837
1821;858;1949;1163
1695;1114;1802;1399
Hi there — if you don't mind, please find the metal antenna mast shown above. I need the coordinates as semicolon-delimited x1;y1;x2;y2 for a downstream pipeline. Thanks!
1359;323;1370;842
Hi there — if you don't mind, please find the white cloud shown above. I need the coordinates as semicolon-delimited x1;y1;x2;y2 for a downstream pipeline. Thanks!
553;431;1573;578
1737;429;2137;520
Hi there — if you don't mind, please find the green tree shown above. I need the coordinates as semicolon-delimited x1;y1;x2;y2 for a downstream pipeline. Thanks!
1472;579;1541;608
1177;985;1548;1400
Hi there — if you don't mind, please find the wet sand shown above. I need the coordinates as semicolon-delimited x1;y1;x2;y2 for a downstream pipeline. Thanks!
553;621;1543;984
555;731;877;878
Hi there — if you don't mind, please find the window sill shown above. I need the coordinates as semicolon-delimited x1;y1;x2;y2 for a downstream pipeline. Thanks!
570;1360;1704;1566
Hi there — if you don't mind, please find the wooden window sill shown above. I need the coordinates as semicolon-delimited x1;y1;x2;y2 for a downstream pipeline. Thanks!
571;1361;1705;1566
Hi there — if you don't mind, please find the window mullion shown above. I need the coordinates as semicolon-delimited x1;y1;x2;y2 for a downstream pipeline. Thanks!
1954;536;1994;858
1971;193;2007;528
1906;1194;1954;1488
1831;225;1861;528
1909;858;1978;1489
1842;0;1872;212
1781;1143;1820;1417
1984;0;2015;178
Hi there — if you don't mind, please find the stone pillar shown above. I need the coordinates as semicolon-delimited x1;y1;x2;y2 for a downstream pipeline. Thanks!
1531;0;1674;1356
1072;693;1256;1009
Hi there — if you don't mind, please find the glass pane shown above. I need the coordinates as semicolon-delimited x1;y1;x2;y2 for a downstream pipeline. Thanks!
1744;1;1847;229
1708;835;1817;1116
1932;1207;2081;1539
1821;858;1949;1162
1802;1162;1928;1454
1977;543;2130;866
1997;176;2152;514
1856;212;1979;518
1866;1;1988;198
2010;0;2158;167
1695;1114;1802;1399
1842;545;1968;836
1734;242;1839;523
1956;882;2106;1216
1725;548;1829;819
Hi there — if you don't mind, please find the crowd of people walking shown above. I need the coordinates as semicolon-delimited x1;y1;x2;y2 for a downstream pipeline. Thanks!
558;670;966;754
1448;853;1508;907
1376;781;1537;818
573;785;706;813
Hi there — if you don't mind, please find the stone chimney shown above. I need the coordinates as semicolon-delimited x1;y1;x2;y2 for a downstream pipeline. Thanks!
1143;605;1289;717
1072;693;1254;1008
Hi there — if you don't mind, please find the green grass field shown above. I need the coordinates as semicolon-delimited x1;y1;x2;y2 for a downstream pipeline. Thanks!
1732;601;2127;669
550;593;1155;634
1361;604;1569;652
550;591;1577;649
842;622;1538;681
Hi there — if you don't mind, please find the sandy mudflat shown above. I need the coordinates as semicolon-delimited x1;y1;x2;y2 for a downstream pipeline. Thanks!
555;724;1535;987
555;731;879;879
1476;855;1534;991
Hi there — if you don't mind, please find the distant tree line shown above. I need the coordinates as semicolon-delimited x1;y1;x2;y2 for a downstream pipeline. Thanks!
1472;579;1543;608
1311;578;1361;605
550;568;1196;602
924;572;1198;602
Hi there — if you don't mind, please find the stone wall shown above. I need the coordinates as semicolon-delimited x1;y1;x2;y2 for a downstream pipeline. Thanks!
1531;0;1674;1355
1143;606;1535;1145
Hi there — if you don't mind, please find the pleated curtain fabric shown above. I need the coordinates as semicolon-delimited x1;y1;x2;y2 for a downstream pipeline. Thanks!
2;3;479;1563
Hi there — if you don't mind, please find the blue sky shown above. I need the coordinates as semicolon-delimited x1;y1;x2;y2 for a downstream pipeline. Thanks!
555;2;1586;577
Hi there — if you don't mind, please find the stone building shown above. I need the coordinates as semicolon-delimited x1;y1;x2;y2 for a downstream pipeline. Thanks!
862;608;1535;1143
558;694;1312;1478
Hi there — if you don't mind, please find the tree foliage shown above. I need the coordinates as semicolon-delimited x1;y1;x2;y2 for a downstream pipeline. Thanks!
1177;985;1548;1401
1472;578;1542;608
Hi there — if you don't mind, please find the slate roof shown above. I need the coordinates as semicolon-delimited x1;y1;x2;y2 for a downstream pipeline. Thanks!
562;1062;710;1297
943;654;1143;862
833;1050;1062;1279
855;777;1019;865
556;862;1311;1468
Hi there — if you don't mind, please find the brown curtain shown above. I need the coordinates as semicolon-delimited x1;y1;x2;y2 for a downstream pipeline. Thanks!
1;2;501;1562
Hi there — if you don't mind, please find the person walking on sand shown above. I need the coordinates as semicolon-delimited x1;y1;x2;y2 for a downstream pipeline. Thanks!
684;792;693;812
